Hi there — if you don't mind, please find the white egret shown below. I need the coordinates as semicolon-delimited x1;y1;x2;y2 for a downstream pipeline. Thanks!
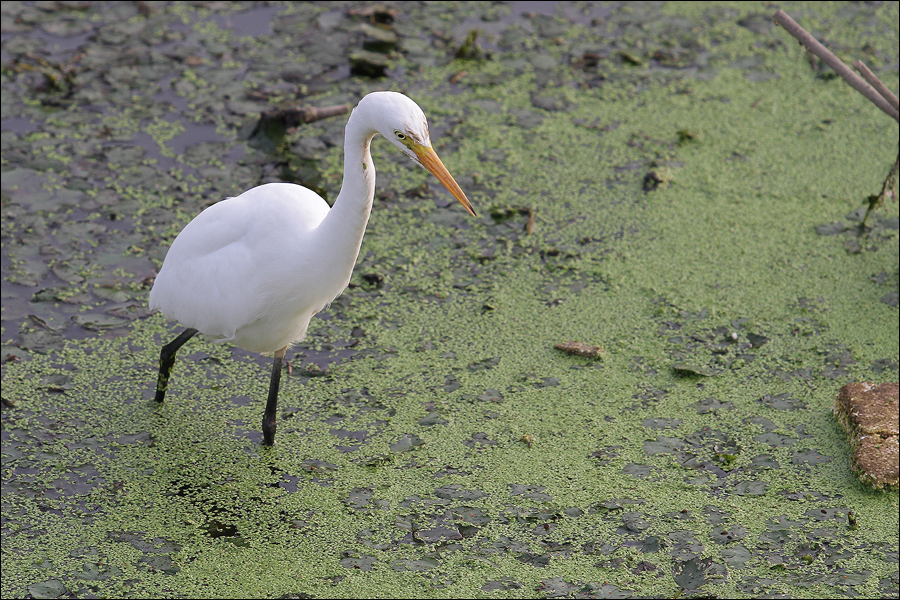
149;91;476;445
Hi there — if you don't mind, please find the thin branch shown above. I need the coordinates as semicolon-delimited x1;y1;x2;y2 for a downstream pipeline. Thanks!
862;150;899;227
250;104;350;141
296;104;351;124
773;9;899;122
853;60;900;112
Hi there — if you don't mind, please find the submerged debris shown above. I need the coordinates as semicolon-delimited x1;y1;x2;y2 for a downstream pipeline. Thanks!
672;362;717;377
643;168;674;192
456;30;487;61
488;205;537;233
554;341;604;359
349;50;390;77
251;104;349;143
833;381;899;490
359;23;397;53
348;4;398;25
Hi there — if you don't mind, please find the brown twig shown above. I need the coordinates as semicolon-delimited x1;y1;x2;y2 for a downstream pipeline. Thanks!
862;151;899;226
251;104;349;141
853;60;899;112
772;9;899;122
296;104;351;124
554;341;604;359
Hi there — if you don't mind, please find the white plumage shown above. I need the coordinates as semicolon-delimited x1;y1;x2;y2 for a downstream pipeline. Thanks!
149;91;475;445
150;183;336;352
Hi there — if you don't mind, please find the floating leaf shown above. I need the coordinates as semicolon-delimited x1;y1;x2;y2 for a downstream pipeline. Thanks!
435;485;487;501
481;578;522;592
418;411;448;426
28;580;68;599
792;449;831;466
392;556;440;571
389;433;424;453
643;436;683;455
755;432;797;447
674;556;713;591
721;546;752;567
339;552;376;571
672;362;717;376
345;488;373;509
733;481;768;496
71;314;128;330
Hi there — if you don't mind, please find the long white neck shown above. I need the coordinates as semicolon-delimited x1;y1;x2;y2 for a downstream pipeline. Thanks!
316;106;378;279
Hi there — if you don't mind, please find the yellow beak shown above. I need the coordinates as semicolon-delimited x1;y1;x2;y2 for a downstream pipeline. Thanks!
414;146;477;217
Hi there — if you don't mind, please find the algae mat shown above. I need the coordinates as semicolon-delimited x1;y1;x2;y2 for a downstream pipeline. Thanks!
2;2;898;598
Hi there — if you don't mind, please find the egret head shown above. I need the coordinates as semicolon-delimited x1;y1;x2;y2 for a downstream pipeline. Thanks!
357;91;476;216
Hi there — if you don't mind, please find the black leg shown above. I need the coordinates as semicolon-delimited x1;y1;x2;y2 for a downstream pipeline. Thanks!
155;328;198;403
262;346;287;446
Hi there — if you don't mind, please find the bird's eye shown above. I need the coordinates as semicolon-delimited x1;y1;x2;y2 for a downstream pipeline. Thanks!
395;131;407;140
